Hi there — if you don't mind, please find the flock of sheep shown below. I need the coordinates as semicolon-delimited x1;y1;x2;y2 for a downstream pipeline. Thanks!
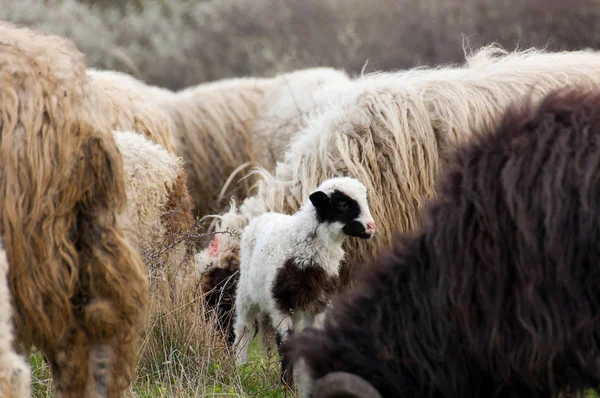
2;17;600;398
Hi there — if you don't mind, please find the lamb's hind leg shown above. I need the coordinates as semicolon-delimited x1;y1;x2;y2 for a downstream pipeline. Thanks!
270;310;295;387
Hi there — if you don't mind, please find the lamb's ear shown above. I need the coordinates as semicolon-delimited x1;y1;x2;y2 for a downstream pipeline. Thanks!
309;191;330;210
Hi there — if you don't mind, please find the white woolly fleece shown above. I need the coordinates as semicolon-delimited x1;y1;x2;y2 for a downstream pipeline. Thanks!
252;67;352;165
113;130;183;257
233;177;373;363
0;242;31;398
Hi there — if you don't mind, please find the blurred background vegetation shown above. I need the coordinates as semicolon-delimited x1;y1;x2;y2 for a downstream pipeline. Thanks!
4;0;600;90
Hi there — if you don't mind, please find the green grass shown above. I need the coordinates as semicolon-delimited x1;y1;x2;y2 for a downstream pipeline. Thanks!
29;336;293;398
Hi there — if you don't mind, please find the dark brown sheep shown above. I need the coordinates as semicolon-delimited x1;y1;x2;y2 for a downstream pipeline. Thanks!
287;87;600;398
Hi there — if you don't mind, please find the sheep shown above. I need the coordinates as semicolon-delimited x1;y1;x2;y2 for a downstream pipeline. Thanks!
198;45;600;300
0;22;148;397
85;68;177;153
286;87;600;398
85;68;196;275
85;66;350;225
250;67;353;170
233;177;376;385
0;240;30;398
152;67;352;219
112;130;194;289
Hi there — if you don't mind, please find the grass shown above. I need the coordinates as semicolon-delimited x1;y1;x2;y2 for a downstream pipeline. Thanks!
27;225;295;398
29;339;290;398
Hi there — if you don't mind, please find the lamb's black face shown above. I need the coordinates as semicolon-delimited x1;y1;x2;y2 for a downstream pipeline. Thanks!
309;189;374;239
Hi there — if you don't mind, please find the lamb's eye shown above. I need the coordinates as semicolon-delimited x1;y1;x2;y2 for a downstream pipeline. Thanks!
337;201;348;212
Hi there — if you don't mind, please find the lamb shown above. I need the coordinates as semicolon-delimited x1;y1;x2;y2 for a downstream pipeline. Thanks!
0;240;30;398
198;45;600;299
233;177;375;385
0;22;148;397
286;87;600;398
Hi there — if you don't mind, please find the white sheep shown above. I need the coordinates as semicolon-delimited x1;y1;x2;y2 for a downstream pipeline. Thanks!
0;240;31;398
112;130;194;289
154;67;351;218
233;177;375;383
85;69;196;277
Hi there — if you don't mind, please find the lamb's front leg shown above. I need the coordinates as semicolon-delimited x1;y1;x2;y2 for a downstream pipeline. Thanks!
270;310;295;387
232;296;257;366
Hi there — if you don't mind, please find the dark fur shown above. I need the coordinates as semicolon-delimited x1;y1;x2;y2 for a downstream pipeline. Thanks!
310;189;369;238
286;87;600;398
272;258;340;316
272;258;340;388
201;266;239;345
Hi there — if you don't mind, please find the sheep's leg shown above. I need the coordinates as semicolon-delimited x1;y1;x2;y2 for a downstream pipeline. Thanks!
257;313;277;357
85;344;112;398
233;301;257;365
50;328;91;398
0;350;31;398
270;311;295;387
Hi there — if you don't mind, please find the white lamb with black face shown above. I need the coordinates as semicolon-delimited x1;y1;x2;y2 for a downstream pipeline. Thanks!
233;176;376;383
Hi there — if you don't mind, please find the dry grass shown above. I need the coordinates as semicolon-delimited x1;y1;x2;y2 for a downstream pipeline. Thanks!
28;220;295;398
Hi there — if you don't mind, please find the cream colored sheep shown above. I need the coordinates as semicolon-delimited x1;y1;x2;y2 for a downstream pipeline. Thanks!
0;240;31;398
153;67;352;219
85;69;177;153
250;67;351;171
85;69;196;275
85;67;352;222
198;45;600;295
112;130;193;288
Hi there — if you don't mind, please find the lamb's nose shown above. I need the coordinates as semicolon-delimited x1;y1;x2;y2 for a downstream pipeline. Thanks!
366;221;376;233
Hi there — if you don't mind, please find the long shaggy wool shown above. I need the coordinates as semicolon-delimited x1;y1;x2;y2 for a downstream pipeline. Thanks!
0;22;148;397
198;45;600;291
287;87;600;398
85;68;196;274
251;67;351;169
0;240;30;398
85;68;177;153
113;130;193;287
154;67;351;219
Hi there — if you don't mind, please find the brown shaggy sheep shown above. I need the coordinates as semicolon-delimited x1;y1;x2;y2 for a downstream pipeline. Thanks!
0;22;148;397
